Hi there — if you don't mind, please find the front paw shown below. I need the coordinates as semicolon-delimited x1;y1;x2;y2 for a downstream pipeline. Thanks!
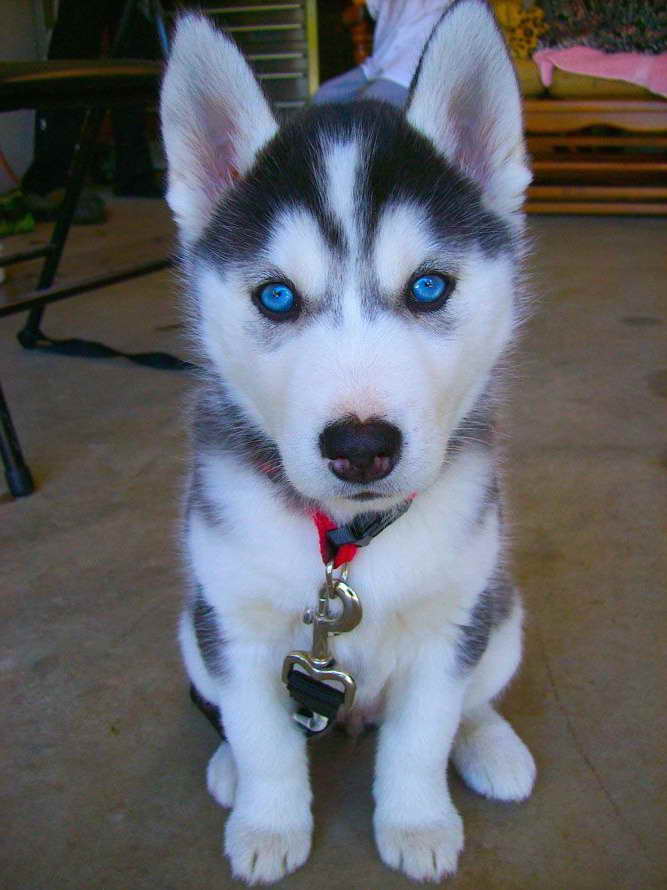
224;806;312;885
374;806;464;882
453;714;536;802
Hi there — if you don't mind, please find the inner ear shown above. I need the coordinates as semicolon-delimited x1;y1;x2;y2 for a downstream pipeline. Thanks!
446;68;496;189
160;14;278;243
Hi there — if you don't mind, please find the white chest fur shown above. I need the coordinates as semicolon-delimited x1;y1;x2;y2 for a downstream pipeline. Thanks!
185;442;500;702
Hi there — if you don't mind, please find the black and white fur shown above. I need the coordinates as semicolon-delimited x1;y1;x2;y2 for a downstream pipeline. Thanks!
161;1;535;883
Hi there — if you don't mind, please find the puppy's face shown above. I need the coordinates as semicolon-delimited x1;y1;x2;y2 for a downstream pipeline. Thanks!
161;4;530;514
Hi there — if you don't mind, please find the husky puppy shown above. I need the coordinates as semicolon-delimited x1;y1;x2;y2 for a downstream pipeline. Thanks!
161;0;536;883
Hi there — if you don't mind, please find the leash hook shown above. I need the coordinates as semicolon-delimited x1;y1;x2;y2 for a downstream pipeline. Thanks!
281;560;362;734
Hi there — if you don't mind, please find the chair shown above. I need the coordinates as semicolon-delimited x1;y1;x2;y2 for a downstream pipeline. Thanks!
0;0;321;498
0;0;168;497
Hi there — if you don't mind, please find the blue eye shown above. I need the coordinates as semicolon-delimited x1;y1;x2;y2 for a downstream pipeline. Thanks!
410;274;448;304
256;282;297;317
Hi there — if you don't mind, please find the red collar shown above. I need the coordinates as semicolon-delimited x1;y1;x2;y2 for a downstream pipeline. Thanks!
254;457;414;568
312;496;415;568
312;511;359;568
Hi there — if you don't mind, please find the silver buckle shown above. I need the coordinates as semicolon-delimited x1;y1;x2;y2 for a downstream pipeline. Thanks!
282;561;362;722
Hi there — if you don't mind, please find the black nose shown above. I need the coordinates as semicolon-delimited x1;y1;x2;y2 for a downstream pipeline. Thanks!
320;417;402;484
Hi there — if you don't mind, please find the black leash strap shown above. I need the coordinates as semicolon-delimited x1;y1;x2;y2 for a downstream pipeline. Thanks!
326;498;413;555
285;667;345;737
18;329;195;371
190;675;340;741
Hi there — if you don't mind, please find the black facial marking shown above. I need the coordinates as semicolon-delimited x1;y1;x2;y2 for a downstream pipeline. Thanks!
317;208;347;256
457;567;515;670
350;101;512;260
192;587;226;677
359;266;387;320
196;109;347;270
194;101;513;329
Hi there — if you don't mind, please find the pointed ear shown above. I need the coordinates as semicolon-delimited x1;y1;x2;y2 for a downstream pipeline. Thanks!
160;14;278;243
406;0;531;219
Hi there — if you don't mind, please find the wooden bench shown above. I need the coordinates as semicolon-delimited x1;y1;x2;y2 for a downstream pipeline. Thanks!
340;1;667;215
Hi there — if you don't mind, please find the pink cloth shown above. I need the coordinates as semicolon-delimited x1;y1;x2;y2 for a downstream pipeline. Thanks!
533;47;667;98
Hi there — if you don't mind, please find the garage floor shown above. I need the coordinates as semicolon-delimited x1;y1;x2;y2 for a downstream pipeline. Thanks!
1;208;665;889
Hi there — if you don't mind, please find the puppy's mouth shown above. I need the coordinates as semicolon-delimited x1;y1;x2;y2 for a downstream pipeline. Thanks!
331;482;403;507
326;469;401;506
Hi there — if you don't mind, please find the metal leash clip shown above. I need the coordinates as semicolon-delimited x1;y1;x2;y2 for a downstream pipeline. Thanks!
282;561;362;734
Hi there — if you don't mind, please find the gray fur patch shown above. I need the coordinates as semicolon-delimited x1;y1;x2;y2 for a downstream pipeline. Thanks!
242;290;338;352
192;380;314;511
358;255;461;334
192;587;226;677
447;391;496;458
474;471;501;527
188;457;224;526
456;568;515;670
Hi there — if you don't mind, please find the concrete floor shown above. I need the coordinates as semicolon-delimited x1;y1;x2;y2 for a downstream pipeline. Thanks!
1;212;666;889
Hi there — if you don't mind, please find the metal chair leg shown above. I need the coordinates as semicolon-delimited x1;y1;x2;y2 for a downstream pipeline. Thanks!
0;381;35;497
11;106;110;494
18;106;107;348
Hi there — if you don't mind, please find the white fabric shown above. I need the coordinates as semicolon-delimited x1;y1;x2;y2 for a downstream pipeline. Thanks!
362;0;452;88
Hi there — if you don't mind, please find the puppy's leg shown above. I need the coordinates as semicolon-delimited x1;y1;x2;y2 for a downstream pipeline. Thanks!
219;646;312;885
179;611;238;808
207;741;236;808
453;599;536;801
373;646;466;882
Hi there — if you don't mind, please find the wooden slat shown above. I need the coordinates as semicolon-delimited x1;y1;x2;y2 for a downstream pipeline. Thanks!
528;185;667;200
532;159;667;173
526;201;667;215
527;135;667;149
524;99;667;112
524;99;667;134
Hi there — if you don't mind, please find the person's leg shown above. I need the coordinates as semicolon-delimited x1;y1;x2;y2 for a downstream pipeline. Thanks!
22;0;108;197
110;107;161;196
110;3;162;196
359;77;408;108
312;65;369;104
